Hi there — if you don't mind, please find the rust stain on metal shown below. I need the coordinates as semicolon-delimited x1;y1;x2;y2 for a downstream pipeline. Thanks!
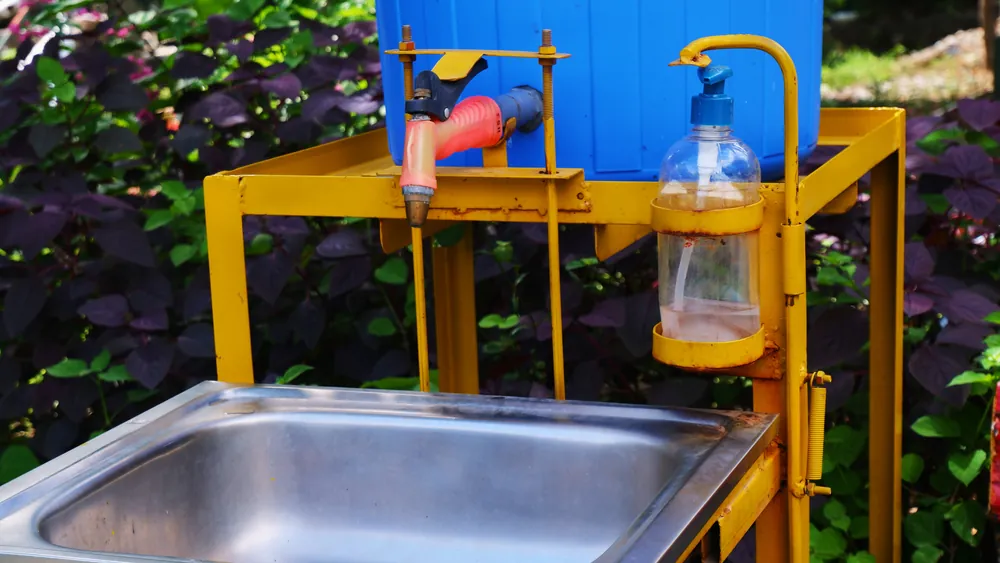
733;412;768;428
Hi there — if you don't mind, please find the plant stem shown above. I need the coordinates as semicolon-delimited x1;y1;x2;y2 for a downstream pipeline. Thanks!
92;377;110;427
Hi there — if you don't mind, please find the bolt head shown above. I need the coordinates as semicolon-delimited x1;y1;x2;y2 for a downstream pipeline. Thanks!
444;108;450;118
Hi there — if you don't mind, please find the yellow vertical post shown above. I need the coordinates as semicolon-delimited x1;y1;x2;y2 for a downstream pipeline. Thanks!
539;29;566;401
432;225;479;394
754;188;790;563
204;175;254;384
430;146;503;396
868;121;905;563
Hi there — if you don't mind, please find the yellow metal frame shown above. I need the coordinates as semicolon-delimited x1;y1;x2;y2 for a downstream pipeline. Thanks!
203;31;905;563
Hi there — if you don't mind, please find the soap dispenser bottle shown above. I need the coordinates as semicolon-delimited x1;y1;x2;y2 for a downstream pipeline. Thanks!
656;64;762;343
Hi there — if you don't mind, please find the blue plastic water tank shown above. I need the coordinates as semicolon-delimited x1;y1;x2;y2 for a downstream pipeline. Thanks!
374;0;823;182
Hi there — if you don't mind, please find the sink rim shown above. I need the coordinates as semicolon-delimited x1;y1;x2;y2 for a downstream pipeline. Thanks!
0;381;777;563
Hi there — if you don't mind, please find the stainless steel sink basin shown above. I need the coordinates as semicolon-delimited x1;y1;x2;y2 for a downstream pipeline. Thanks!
0;381;776;563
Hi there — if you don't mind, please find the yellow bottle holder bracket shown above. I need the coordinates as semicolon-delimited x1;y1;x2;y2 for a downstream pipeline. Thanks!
649;197;765;236
652;323;767;370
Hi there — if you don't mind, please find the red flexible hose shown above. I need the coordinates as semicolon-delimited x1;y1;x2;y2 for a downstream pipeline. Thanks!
399;96;504;192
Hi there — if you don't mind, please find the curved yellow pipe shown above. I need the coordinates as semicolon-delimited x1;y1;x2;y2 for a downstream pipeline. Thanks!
671;35;799;222
672;34;807;563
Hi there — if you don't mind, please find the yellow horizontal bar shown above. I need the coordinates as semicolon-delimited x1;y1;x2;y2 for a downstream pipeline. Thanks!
801;108;904;221
594;224;652;261
819;182;858;215
718;442;783;559
650;198;764;236
652;323;766;371
817;136;855;147
818;107;904;140
385;48;570;60
236;172;787;228
675;441;782;562
225;128;392;177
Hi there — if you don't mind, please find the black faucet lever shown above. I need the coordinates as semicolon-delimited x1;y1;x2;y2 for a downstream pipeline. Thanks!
404;57;489;121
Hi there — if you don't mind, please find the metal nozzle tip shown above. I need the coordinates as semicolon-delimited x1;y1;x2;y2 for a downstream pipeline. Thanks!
402;187;433;227
405;200;429;228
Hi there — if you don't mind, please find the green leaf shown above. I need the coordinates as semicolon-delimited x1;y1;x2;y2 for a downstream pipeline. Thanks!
945;500;985;547
985;311;1000;324
433;224;466;247
170;244;196;266
0;445;40;484
912;545;943;563
901;453;925;483
846;552;875;563
822;499;851;532
930;463;959;493
163;0;195;8
227;0;266;20
478;314;503;329
566;257;599;271
904;510;944;548
90;349;111;373
497;314;520;330
286;30;314;53
374;257;408;285
817;266;852;286
127;389;158;403
948;370;992;386
46;358;90;378
247;233;274;255
823;465;861;495
920;193;950;214
948;449;987;486
144;209;174;231
811;526;847;560
362;377;418;390
911;415;960;438
128;10;156;25
916;128;965;155
35;56;67;84
825;425;866;468
171;195;196;216
492;241;514;263
367;317;397;337
98;365;132;383
262;9;292;27
160;180;189;201
277;364;313;385
849;516;869;539
967;130;1000;153
52;81;76;103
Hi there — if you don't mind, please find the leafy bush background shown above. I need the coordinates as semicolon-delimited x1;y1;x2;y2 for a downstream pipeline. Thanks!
2;1;1000;562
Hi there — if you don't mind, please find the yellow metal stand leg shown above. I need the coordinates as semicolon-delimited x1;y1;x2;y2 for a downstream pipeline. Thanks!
204;175;253;384
868;148;905;563
432;225;480;394
754;378;790;563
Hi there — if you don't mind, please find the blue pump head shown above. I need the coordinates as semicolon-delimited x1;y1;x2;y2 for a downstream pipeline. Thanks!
690;64;734;127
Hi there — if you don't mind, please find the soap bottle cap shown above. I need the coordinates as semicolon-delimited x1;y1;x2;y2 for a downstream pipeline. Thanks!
691;64;734;127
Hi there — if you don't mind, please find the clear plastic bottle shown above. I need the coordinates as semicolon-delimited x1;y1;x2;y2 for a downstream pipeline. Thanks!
657;65;761;343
